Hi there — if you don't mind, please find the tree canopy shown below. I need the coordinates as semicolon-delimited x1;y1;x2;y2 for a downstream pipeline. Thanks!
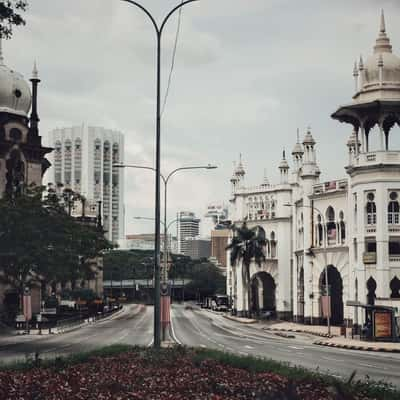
0;185;113;298
0;1;28;39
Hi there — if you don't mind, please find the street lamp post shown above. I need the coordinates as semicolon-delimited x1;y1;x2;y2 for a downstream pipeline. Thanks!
122;0;200;348
115;163;217;340
284;203;331;336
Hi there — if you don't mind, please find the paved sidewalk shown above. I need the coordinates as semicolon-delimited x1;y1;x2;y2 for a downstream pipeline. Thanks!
223;314;258;324
261;321;341;338
314;336;400;353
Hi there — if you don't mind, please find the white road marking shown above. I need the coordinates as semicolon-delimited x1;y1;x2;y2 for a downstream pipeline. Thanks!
358;362;379;368
245;345;254;349
170;309;182;345
322;356;345;362
288;346;304;350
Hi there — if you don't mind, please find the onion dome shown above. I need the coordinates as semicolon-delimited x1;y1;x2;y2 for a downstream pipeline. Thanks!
292;128;304;155
303;127;315;145
0;40;31;117
357;10;400;100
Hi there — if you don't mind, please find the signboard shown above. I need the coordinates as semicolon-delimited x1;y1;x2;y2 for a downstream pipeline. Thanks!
374;311;392;338
363;252;377;264
321;295;331;318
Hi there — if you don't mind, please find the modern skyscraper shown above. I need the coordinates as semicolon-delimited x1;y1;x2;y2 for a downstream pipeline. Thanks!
46;125;125;242
176;211;200;256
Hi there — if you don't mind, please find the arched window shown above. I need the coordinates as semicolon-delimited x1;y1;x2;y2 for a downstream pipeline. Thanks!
390;276;400;299
339;211;345;244
316;214;323;246
366;192;376;225
270;231;276;258
326;206;336;245
366;277;377;305
388;192;399;225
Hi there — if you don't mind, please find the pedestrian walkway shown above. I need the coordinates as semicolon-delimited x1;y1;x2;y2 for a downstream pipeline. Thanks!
314;336;400;353
262;321;341;338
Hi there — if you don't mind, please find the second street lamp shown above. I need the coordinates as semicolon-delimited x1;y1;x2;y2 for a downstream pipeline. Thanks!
116;162;217;340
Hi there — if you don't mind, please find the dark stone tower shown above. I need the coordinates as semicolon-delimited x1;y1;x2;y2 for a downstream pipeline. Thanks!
0;43;51;198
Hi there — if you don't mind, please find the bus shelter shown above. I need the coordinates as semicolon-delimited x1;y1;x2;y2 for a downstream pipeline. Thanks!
347;301;399;342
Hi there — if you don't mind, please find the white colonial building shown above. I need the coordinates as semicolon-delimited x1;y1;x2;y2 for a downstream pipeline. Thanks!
227;12;400;326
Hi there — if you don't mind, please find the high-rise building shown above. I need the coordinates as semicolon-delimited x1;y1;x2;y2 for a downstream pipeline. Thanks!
176;211;200;255
202;204;228;238
46;125;125;242
211;228;230;269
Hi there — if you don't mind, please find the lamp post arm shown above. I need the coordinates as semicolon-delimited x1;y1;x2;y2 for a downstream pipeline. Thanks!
165;166;210;184
160;0;200;34
121;0;160;34
118;164;166;184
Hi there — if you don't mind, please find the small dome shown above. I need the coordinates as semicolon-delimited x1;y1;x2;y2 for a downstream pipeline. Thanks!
303;129;315;145
292;142;304;155
0;46;31;118
279;150;289;170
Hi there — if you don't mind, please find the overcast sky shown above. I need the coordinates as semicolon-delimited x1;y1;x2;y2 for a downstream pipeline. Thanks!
5;0;400;236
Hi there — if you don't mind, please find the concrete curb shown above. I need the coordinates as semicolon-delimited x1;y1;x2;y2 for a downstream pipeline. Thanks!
223;315;258;324
53;306;127;335
313;340;400;353
263;327;335;339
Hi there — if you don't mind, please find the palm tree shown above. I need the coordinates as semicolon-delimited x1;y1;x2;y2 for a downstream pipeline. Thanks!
226;221;267;317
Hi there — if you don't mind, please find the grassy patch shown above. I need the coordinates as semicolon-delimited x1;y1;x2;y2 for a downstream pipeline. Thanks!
0;344;135;372
1;345;399;399
193;348;400;400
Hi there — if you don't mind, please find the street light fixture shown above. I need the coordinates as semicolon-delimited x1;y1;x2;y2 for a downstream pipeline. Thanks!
121;0;201;349
284;202;331;336
124;163;217;340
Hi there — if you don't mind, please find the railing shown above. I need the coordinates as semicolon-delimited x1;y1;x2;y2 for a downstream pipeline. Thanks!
355;151;400;166
389;255;400;263
366;225;376;234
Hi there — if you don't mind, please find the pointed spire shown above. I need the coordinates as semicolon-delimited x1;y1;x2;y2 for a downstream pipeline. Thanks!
359;55;364;70
32;60;39;80
282;148;286;159
380;9;386;34
353;60;359;76
296;128;300;143
374;9;392;53
261;168;269;186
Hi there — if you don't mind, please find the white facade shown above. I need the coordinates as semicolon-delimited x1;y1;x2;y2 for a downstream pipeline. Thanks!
46;125;125;243
177;211;200;255
227;12;400;324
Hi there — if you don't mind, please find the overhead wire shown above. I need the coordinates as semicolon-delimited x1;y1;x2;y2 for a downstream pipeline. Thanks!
161;0;184;117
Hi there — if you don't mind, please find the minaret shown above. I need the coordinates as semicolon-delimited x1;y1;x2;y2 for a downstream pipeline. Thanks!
278;149;289;184
358;55;364;89
353;60;359;92
261;168;269;187
235;153;245;187
292;128;304;173
29;61;40;137
230;162;238;194
374;10;392;54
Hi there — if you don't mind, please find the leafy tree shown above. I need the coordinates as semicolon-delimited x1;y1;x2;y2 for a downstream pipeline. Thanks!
0;1;28;39
226;222;266;316
184;262;226;301
103;249;154;281
0;185;113;309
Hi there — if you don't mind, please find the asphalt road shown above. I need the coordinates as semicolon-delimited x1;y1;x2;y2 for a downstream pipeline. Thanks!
2;302;400;388
0;304;153;364
171;303;400;387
